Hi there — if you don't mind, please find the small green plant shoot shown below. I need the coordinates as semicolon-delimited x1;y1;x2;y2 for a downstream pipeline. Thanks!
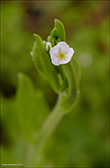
16;19;81;166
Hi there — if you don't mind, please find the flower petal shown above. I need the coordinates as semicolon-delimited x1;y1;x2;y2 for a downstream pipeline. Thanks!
65;48;74;62
51;56;60;66
50;45;59;56
59;58;70;65
57;41;69;53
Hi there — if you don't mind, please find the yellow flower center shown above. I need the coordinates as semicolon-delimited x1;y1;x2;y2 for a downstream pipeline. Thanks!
58;52;65;60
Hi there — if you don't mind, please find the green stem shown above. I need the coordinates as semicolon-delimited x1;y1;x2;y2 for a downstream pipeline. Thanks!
32;93;64;166
25;144;35;166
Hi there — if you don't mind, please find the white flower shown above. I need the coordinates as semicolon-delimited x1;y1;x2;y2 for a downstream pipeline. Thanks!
50;41;74;66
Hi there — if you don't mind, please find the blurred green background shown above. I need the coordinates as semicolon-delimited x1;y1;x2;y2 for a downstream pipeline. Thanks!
1;1;109;167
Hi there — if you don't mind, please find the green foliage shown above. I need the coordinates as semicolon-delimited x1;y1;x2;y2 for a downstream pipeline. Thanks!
33;20;69;93
1;1;109;167
71;57;81;84
16;73;50;143
54;19;66;41
61;62;78;112
33;34;62;93
60;57;81;112
49;19;66;46
33;19;80;113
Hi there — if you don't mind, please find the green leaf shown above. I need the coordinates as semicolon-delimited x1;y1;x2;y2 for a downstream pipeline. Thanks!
54;19;66;41
35;89;50;126
71;57;81;86
60;61;78;112
49;27;57;46
33;34;66;93
49;19;66;45
16;73;50;143
33;41;47;81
